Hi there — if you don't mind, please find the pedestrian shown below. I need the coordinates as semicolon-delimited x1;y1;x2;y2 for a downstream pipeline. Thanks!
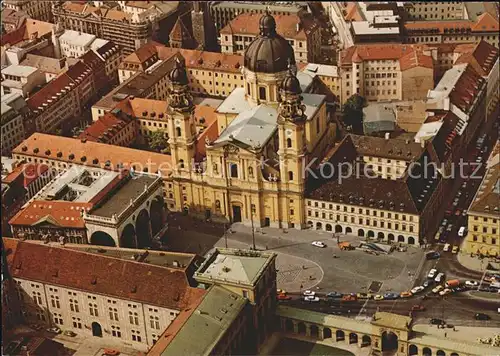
453;326;456;331
445;332;447;338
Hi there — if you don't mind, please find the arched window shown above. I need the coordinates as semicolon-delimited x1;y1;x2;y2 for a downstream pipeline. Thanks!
176;127;182;137
179;159;185;169
287;138;292;148
230;163;238;178
288;171;294;181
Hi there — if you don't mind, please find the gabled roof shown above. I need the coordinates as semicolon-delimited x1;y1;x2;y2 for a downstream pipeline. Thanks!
454;40;499;77
448;64;484;113
78;111;134;143
4;237;207;310
9;201;93;229
471;12;499;33
399;50;434;71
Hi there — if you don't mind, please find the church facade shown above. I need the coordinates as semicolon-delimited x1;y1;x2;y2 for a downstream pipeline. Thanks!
166;12;335;229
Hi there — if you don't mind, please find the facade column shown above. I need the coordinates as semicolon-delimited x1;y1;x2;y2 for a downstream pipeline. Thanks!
305;323;311;337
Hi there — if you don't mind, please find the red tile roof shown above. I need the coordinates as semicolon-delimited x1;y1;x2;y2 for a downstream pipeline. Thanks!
4;237;207;310
449;64;485;113
220;12;313;40
13;133;173;177
78;112;134;143
9;201;93;229
1;165;24;185
26;73;75;112
471;12;499;32
454;40;499;77
22;163;49;187
341;44;433;70
399;50;434;71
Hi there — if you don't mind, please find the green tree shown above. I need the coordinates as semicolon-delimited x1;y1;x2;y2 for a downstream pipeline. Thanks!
342;94;366;134
147;131;170;153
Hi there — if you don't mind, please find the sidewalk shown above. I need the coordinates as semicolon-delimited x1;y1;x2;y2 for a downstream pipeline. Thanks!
456;249;499;273
413;324;499;345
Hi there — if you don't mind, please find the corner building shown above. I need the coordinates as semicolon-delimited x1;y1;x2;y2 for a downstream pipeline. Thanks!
167;12;335;229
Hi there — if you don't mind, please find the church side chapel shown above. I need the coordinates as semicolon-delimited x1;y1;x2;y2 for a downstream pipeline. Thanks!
166;11;336;229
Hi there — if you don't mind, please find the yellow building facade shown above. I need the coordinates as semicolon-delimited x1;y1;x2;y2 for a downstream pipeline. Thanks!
165;13;335;229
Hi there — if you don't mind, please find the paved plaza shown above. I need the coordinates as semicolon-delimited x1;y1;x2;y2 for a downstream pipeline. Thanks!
165;219;426;294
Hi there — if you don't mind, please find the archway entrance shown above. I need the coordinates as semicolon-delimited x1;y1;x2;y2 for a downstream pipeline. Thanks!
323;328;332;339
136;209;151;248
388;234;395;242
90;231;116;247
326;224;332;232
409;344;418;355
358;229;365;237
297;322;306;335
398;235;405;243
150;197;165;236
367;230;375;238
377;232;385;240
316;222;322;230
335;225;342;233
349;333;358;344
336;330;345;341
436;350;445;356
346;227;352;234
423;347;432;356
120;224;136;248
381;331;398;351
362;335;371;347
92;322;102;337
285;319;294;332
310;325;319;338
408;236;415;245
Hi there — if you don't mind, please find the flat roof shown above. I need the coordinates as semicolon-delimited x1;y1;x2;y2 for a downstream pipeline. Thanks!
90;174;158;218
59;30;96;47
302;63;339;78
160;285;247;356
352;21;400;35
2;64;38;77
195;248;276;287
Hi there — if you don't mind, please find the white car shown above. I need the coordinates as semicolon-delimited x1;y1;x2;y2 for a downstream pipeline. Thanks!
434;273;445;283
411;286;425;294
303;296;320;302
46;327;61;334
432;285;444;294
439;288;452;296
443;243;451;252
311;241;326;248
427;269;438;279
303;290;316;296
465;280;479;287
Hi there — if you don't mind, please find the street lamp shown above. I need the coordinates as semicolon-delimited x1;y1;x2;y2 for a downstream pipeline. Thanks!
251;204;256;250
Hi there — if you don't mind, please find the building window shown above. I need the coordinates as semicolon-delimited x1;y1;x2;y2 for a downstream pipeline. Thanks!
150;315;160;330
32;292;43;305
89;303;98;317
72;317;82;329
288;171;294;181
131;330;142;342
230;163;238;178
111;326;121;338
176;127;181;137
129;311;139;325
259;86;266;100
53;313;63;325
69;299;79;313
50;295;60;308
287;138;292;148
109;308;119;321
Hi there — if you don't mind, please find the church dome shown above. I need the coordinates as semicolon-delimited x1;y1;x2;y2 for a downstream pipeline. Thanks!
244;12;295;74
169;57;188;85
281;66;302;94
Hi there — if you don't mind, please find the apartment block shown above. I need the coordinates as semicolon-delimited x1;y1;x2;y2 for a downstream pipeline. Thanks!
1;93;27;156
51;1;179;55
339;44;434;104
220;12;321;63
404;2;466;21
2;0;53;22
1;65;46;98
3;238;206;351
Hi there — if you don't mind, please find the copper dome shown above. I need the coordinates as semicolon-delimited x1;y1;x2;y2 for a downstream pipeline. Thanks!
169;57;188;85
281;66;302;94
244;12;295;74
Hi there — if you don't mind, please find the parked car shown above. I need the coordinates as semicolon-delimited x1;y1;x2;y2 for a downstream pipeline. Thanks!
423;279;434;288
303;290;315;296
326;292;343;298
445;279;460;288
475;313;490;320
426;251;440;260
400;291;413;298
452;245;459;254
411;286;425;294
103;349;120;356
383;292;399;300
46;327;61;334
465;280;479;287
435;273;445;283
303;296;320;302
277;293;292;301
63;330;77;337
411;305;425;312
373;294;384;301
443;243;451;252
311;241;326;248
430;318;445;325
342;294;357;302
439;288;452;296
432;285;444;294
356;293;372;300
427;269;438;279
